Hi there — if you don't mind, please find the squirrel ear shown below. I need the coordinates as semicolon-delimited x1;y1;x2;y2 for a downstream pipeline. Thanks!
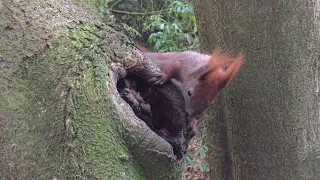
208;52;245;87
199;69;213;81
198;65;208;78
199;65;207;73
191;65;207;80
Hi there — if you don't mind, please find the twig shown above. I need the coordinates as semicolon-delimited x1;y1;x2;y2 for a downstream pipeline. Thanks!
110;8;169;15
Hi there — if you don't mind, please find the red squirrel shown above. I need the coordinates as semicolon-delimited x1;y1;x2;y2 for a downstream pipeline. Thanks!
137;44;245;120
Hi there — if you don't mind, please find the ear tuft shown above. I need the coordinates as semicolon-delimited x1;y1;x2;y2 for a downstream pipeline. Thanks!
201;48;245;87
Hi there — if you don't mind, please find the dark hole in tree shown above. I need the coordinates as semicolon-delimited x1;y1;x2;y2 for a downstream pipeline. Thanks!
116;75;191;159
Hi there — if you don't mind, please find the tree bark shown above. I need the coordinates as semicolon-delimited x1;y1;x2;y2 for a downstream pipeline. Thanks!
193;0;320;180
0;0;185;179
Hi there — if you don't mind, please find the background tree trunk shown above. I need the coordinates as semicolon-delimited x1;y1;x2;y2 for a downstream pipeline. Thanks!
0;0;183;179
193;1;320;180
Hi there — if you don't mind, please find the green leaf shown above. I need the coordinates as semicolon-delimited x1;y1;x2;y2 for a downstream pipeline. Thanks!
155;40;161;50
186;155;194;167
177;6;181;13
181;11;187;19
185;35;192;44
163;26;170;34
148;34;155;43
160;24;164;30
198;164;204;172
203;144;208;151
202;162;209;172
199;147;205;160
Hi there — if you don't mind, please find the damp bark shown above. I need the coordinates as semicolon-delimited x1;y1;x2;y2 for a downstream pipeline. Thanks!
0;0;190;179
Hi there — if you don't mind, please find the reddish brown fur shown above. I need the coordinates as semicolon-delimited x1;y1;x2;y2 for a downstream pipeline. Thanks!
204;49;245;88
136;43;245;136
187;50;244;117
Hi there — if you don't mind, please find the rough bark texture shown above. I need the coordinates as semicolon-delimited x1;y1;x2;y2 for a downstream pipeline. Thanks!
192;0;320;180
0;0;185;179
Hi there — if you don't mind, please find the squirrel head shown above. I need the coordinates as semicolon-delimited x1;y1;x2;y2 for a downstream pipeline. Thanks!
172;49;245;118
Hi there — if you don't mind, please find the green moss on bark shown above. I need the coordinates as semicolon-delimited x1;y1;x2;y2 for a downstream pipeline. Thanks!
0;1;145;179
0;0;187;179
1;22;145;179
67;24;144;179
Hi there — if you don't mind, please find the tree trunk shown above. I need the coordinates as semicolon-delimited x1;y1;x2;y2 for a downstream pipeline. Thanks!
0;1;185;179
193;0;320;180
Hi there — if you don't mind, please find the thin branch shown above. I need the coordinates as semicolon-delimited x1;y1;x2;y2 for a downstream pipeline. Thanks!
110;8;169;15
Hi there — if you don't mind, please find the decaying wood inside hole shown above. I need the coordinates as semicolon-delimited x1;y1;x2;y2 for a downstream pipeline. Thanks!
116;75;192;159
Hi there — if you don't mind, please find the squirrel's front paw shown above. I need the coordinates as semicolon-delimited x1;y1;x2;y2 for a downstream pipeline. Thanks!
148;73;168;85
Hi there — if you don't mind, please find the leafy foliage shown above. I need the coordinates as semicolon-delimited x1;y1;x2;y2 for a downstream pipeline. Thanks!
142;1;198;52
184;142;209;173
95;0;112;21
121;23;142;38
95;0;198;52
